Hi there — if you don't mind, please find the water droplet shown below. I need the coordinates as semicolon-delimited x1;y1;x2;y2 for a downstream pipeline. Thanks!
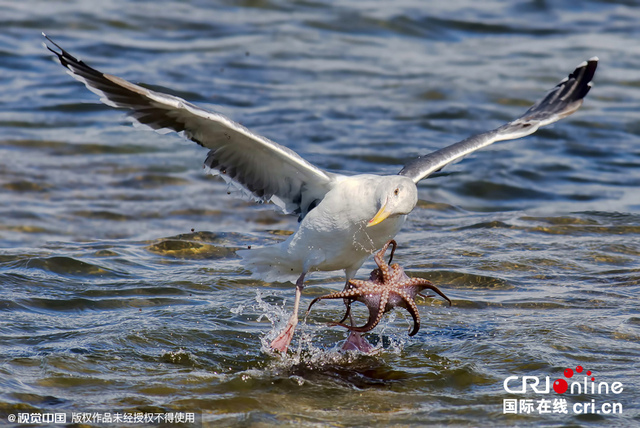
564;368;574;378
553;379;568;394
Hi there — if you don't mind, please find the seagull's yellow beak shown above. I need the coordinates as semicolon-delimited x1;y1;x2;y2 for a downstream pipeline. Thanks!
367;202;390;227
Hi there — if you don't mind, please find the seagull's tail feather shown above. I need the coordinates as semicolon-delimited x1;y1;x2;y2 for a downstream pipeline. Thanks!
237;245;301;284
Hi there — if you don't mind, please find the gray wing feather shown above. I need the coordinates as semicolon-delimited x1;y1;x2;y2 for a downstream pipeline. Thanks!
399;58;598;183
44;34;337;218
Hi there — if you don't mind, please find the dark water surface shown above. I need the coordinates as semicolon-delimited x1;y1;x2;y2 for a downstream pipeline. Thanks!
1;0;639;426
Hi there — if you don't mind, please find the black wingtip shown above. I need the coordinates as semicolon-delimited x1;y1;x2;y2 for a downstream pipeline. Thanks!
42;33;105;82
576;57;598;91
560;57;599;103
42;33;76;70
578;58;598;83
42;33;64;57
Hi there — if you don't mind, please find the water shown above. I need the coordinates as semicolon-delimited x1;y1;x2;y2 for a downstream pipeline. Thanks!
1;0;639;426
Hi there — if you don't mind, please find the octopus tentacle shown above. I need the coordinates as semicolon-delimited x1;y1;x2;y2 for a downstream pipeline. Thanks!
401;290;422;336
374;240;396;282
337;303;352;325
389;264;406;282
332;312;376;332
386;240;397;265
306;286;367;313
332;292;385;332
411;278;452;307
376;289;390;326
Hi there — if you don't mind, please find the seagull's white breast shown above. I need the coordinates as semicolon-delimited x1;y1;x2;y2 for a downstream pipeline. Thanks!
283;175;407;276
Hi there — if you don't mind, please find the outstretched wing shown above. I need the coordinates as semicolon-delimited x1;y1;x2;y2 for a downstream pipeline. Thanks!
399;58;598;183
44;34;338;218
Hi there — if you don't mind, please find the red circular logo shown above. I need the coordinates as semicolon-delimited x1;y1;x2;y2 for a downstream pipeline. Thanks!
553;379;568;394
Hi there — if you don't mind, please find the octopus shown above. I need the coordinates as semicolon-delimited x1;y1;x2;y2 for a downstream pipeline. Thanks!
307;240;451;336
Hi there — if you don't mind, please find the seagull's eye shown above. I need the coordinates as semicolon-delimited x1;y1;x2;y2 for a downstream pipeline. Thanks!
394;188;399;196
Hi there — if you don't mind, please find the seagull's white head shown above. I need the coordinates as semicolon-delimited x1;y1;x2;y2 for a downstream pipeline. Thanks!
367;176;418;227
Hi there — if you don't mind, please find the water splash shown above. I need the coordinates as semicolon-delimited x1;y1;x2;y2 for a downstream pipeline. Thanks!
251;289;408;367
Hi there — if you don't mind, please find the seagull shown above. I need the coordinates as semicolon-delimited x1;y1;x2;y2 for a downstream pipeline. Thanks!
43;34;597;352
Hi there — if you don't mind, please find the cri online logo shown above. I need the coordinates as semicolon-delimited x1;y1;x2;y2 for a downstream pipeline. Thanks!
554;366;592;394
504;366;624;395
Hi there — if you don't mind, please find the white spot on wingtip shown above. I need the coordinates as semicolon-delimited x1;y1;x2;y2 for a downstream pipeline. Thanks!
589;56;599;62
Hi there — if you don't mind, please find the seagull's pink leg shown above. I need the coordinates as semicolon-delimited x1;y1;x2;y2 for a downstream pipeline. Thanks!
270;272;305;353
342;331;375;353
